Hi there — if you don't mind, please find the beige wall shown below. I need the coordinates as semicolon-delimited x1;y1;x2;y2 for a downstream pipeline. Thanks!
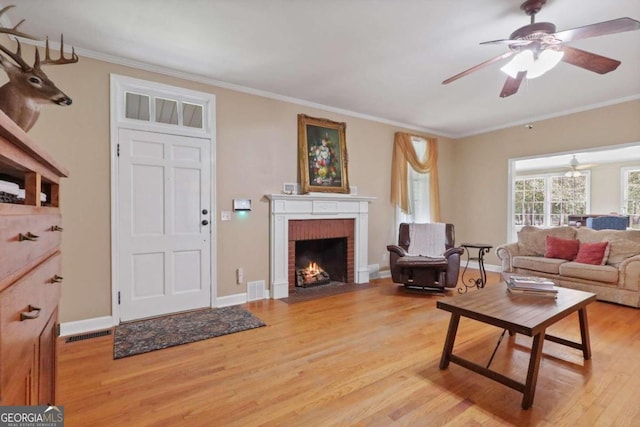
450;100;640;266
10;51;447;323
7;42;639;323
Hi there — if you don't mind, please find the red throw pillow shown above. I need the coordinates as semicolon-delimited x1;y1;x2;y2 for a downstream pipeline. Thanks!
545;235;580;260
575;241;610;265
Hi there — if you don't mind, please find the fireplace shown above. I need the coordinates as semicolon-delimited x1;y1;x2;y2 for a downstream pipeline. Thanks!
267;193;373;298
295;237;347;287
289;219;354;291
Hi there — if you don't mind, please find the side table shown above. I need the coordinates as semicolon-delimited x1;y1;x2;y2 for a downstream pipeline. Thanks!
458;243;492;294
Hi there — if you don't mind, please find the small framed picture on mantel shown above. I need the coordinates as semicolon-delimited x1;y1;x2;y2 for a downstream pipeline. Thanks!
298;114;349;194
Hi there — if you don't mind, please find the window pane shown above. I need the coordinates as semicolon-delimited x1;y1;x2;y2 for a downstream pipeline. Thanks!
125;92;150;121
513;174;586;229
155;98;178;125
183;103;203;128
624;169;640;229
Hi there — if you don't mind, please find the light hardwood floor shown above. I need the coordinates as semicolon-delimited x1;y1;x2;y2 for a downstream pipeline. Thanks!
58;272;640;426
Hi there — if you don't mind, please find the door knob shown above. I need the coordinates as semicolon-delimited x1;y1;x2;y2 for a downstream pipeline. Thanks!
202;220;209;226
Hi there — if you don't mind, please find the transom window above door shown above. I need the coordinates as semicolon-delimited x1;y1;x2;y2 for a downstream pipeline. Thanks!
125;92;204;129
112;74;214;134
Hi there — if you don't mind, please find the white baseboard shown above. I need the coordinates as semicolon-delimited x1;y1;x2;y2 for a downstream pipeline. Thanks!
59;293;263;336
60;316;117;337
216;293;250;307
378;269;391;279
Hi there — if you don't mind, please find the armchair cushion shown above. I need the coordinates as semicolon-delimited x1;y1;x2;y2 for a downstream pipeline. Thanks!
586;216;628;230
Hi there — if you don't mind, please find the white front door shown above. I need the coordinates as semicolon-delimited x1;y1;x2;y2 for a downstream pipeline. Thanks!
118;128;211;321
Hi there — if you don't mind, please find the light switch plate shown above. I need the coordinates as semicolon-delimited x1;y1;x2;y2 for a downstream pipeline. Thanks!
221;211;232;221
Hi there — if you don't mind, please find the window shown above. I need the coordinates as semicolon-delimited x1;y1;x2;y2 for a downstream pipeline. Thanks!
117;76;208;132
513;172;589;230
396;137;430;225
622;167;640;229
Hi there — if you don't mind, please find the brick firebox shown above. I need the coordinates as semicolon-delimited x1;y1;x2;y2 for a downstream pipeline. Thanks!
288;219;355;292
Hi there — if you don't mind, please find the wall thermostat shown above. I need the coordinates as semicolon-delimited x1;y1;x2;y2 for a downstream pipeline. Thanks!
233;199;252;211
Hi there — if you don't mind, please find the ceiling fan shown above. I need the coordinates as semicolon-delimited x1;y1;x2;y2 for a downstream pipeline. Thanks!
442;0;640;97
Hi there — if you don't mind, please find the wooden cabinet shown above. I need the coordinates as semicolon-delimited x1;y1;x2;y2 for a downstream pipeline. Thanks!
0;111;67;405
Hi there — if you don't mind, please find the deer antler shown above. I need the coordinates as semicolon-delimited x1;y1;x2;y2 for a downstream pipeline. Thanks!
0;5;39;40
37;35;79;67
0;41;33;71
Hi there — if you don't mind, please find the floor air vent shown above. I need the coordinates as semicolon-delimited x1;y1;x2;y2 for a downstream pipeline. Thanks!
65;330;112;343
247;280;265;301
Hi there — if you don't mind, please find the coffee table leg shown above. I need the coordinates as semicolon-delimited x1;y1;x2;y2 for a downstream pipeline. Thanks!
522;330;545;409
439;313;460;369
578;307;592;360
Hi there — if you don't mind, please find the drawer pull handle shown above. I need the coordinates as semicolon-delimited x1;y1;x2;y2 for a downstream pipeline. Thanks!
51;275;63;283
20;305;41;321
19;232;40;242
51;225;64;232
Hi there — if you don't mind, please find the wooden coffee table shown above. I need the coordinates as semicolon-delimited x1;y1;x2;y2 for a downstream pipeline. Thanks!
437;283;596;409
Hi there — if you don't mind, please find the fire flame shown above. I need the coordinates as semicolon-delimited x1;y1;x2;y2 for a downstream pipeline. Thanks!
306;262;320;275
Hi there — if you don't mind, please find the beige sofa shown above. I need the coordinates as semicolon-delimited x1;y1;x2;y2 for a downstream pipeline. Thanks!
496;226;640;308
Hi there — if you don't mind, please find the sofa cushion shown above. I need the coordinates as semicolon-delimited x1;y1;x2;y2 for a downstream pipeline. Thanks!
604;238;640;266
575;241;610;265
518;226;577;256
559;262;618;284
576;227;640;244
512;256;566;274
545;235;579;260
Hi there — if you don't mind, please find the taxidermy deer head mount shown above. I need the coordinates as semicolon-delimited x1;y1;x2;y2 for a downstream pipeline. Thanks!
0;5;78;132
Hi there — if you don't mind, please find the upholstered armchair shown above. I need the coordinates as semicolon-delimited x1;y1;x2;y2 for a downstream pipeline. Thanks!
387;223;464;291
586;216;628;230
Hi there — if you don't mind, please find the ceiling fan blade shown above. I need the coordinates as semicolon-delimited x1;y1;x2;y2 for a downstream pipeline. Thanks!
480;38;532;47
442;51;515;85
562;46;621;74
500;71;526;98
553;17;640;43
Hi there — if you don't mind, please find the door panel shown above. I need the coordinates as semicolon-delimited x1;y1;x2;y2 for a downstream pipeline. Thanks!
118;129;211;321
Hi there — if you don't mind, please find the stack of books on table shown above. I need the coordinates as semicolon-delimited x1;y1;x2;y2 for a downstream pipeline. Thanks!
506;276;558;299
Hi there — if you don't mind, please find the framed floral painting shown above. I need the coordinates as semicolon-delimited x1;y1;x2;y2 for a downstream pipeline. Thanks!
298;114;349;194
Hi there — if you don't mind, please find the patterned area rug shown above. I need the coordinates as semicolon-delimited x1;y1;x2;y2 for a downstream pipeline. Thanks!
114;305;266;359
280;282;375;304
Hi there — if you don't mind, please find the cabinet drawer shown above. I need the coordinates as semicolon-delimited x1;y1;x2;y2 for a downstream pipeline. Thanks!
0;253;61;399
0;213;62;283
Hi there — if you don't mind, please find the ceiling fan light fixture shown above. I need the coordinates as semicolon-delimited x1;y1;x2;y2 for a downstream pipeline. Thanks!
500;50;534;78
526;48;564;79
500;48;564;79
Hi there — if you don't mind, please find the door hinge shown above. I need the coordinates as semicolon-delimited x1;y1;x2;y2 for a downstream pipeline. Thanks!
118;291;121;305
55;323;61;337
117;143;120;157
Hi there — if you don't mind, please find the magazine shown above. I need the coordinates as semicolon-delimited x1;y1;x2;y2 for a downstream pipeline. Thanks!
507;287;558;299
508;275;556;290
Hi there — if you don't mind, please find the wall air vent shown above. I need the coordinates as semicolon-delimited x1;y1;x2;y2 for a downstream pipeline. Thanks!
65;329;112;343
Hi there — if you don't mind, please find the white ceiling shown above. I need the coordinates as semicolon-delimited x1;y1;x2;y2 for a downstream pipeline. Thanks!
2;0;640;138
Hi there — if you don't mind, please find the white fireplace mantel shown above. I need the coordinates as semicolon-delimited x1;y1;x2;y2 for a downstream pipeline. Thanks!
266;193;375;298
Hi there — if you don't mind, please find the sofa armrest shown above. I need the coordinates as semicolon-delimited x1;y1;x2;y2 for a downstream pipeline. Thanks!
618;255;640;292
496;242;521;272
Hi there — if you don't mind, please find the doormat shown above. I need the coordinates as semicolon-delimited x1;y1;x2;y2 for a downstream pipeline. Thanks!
114;305;266;359
280;282;375;304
